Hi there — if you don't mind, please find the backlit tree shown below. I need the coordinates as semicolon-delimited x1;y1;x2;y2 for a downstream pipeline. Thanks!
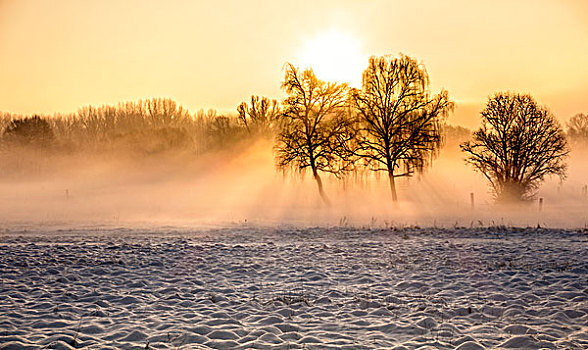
567;113;588;143
237;95;281;135
461;92;568;202
351;55;453;202
275;63;354;205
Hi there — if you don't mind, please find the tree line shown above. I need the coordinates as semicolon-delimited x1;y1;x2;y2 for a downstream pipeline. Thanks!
2;53;586;204
0;99;246;156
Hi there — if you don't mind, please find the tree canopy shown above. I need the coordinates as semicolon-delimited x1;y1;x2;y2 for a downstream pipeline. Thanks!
461;92;568;202
351;54;453;201
275;63;354;205
567;113;588;143
237;95;281;136
3;115;54;148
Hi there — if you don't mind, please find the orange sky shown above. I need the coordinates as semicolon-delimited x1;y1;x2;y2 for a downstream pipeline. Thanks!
0;0;587;128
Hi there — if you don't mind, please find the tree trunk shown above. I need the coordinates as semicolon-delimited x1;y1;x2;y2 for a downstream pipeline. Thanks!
388;171;398;202
313;168;331;206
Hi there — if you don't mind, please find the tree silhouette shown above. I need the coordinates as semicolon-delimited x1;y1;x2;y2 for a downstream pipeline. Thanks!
71;98;192;143
461;92;568;202
3;115;54;148
351;55;453;202
566;113;588;143
0;113;13;136
144;98;191;129
205;115;245;149
75;105;118;145
444;125;471;146
237;95;281;135
275;63;354;205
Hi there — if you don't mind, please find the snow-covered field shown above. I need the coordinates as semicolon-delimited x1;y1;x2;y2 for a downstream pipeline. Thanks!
0;226;587;349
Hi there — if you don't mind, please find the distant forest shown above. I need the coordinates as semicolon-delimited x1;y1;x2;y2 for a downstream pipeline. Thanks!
0;98;248;157
1;56;587;203
0;98;469;160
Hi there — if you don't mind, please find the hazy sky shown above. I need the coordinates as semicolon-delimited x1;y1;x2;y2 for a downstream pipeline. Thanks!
1;0;587;128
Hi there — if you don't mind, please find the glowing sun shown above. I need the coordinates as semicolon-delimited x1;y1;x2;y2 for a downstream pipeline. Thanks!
299;30;366;87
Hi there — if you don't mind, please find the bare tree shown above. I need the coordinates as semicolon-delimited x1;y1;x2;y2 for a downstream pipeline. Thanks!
567;113;588;143
143;98;191;129
0;113;12;136
444;125;471;146
237;95;281;135
461;92;568;202
116;101;148;133
275;63;354;205
351;55;453;202
76;105;117;145
3;115;54;148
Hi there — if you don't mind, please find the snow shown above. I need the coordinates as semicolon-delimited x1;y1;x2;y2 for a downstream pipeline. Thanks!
0;226;586;349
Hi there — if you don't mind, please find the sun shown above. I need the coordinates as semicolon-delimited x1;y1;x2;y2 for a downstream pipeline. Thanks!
299;30;366;87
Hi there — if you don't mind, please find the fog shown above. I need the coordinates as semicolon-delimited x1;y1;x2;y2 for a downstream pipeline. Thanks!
1;131;588;231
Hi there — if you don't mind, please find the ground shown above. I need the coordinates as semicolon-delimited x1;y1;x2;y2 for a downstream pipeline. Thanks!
0;226;587;349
